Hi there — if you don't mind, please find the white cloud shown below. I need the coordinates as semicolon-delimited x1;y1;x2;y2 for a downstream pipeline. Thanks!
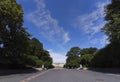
63;33;70;43
26;0;70;43
48;50;67;63
73;1;110;46
74;1;109;35
89;35;109;47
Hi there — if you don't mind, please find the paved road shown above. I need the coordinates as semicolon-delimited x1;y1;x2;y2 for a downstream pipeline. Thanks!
0;69;42;82
0;68;120;82
28;69;120;82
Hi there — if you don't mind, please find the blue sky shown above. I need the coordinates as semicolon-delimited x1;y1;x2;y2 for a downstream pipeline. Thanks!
17;0;109;63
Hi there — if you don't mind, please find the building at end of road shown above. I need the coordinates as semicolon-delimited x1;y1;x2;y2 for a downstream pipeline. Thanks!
53;63;65;68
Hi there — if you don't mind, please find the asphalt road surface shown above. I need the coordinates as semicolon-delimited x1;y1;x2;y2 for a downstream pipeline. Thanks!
0;68;120;82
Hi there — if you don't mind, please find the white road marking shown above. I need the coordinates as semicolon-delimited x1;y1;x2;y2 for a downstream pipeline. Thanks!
20;69;51;82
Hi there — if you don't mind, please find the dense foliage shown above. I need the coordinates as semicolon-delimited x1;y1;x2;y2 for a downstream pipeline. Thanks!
79;47;97;67
26;38;53;68
0;0;53;68
65;47;81;68
91;0;120;68
0;0;30;67
91;43;120;68
79;54;93;67
65;47;97;68
80;47;97;56
102;0;120;44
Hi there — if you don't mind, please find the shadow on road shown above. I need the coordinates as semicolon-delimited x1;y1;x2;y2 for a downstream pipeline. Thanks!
89;68;120;74
0;68;39;76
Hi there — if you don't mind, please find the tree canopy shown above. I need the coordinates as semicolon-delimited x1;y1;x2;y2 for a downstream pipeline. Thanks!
102;0;120;44
66;47;81;57
65;46;98;68
80;47;97;56
65;47;81;68
91;0;120;68
0;0;53;68
0;0;30;66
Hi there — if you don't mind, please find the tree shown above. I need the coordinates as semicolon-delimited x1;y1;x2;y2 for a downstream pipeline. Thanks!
0;0;30;67
80;47;97;56
26;55;42;67
91;43;120;67
65;47;81;68
102;0;120;44
29;38;43;56
91;0;120;68
39;50;53;68
27;38;53;68
79;47;97;67
79;54;93;67
0;0;53;69
66;47;81;57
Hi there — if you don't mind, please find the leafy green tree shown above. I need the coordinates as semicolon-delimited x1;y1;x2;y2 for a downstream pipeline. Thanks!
26;55;43;67
39;50;53;68
91;0;120;68
27;38;53;68
65;47;81;68
79;54;93;67
28;38;43;56
78;47;97;67
38;50;51;61
66;47;81;57
0;0;30;67
102;0;120;44
0;0;53;68
65;60;79;68
80;47;97;56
